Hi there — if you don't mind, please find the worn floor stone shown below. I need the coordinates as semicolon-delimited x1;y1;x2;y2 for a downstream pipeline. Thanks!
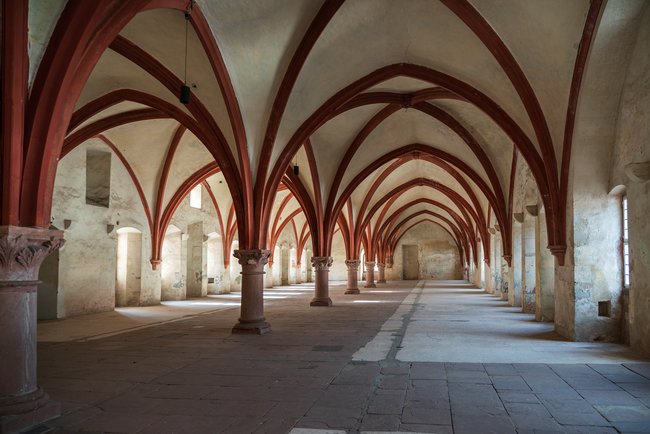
36;281;650;433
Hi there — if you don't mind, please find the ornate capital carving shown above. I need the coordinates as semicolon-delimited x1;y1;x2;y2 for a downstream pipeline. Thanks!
365;261;375;268
513;212;524;223
502;255;512;267
345;259;360;271
311;256;333;271
234;249;271;267
150;259;161;270
377;262;385;269
0;226;65;282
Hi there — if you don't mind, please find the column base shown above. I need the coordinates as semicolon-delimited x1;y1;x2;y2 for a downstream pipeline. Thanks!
231;320;271;335
345;288;360;295
0;388;60;434
310;297;332;306
377;279;386;283
364;283;376;288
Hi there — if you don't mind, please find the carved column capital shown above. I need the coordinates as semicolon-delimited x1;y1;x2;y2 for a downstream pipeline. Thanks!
311;256;333;271
234;249;271;275
234;249;271;265
345;259;360;271
0;226;65;284
365;261;376;268
377;262;385;269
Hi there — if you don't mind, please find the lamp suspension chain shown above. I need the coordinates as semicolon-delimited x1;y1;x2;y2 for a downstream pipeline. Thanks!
179;1;193;104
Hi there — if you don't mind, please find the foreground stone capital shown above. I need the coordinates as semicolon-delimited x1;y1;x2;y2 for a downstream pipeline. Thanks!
311;256;333;306
232;249;272;334
345;259;361;294
311;256;333;271
0;226;65;434
234;249;271;268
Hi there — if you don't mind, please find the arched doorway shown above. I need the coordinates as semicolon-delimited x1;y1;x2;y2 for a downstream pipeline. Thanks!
116;227;142;307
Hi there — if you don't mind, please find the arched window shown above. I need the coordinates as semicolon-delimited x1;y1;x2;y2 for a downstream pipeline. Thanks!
190;184;202;209
622;196;630;288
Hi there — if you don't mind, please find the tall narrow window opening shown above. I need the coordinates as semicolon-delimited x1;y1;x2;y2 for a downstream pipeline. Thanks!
623;196;630;288
190;184;202;209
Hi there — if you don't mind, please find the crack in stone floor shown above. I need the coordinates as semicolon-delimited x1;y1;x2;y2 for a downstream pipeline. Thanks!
35;280;650;433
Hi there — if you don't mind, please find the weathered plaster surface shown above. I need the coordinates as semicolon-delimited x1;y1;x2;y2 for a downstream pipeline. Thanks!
45;139;159;317
510;223;522;307
522;217;536;313
386;221;461;281
611;4;650;354
537;208;555;321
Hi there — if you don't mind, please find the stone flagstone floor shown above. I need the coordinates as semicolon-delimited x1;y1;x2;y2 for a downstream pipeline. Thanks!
34;280;650;433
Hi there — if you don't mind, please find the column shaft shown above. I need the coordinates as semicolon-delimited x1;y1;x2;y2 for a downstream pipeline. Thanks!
311;256;333;306
364;261;376;288
377;262;386;283
232;249;271;334
345;259;360;294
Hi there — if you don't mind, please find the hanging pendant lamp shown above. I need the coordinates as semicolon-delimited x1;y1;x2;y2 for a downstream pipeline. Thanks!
180;5;192;105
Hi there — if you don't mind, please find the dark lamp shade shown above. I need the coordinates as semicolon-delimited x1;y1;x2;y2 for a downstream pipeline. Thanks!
180;85;191;105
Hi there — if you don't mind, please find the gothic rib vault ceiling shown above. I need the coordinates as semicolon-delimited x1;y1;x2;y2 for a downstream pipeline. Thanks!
56;0;644;260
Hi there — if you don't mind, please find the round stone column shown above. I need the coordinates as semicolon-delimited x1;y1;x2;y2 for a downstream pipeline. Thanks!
377;262;386;283
364;261;376;288
344;259;360;294
310;256;333;306
232;249;272;334
0;226;64;433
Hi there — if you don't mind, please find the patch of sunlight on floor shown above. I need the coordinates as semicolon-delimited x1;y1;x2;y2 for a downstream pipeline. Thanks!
352;300;395;304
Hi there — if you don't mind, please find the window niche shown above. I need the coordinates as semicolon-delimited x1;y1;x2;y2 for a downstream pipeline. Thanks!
85;150;111;208
598;300;612;318
622;196;630;289
190;184;202;209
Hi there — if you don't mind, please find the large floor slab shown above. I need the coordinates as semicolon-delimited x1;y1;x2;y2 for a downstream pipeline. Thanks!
35;280;650;433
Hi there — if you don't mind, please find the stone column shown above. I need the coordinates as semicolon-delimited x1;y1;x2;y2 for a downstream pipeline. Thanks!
295;262;302;284
377;262;386;283
344;259;360;294
232;249;271;334
365;261;376;288
310;256;333;306
0;226;64;433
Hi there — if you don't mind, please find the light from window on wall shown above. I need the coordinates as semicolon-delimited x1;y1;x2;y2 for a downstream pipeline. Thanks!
623;196;630;288
190;185;202;209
